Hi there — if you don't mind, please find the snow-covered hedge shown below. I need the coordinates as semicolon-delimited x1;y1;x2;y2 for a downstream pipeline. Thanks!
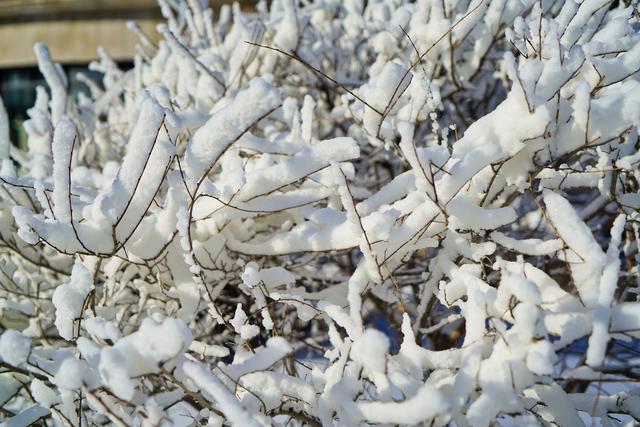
1;0;640;425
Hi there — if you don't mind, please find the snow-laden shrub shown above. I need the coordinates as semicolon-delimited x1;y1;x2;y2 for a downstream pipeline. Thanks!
1;0;640;425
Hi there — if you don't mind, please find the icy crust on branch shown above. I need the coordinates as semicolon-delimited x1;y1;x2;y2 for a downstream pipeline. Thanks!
2;0;640;425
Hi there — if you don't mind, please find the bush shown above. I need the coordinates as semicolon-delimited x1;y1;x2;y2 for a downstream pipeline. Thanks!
1;0;640;425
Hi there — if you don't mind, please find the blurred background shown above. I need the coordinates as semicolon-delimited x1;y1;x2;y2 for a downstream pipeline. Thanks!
0;0;162;147
0;0;245;148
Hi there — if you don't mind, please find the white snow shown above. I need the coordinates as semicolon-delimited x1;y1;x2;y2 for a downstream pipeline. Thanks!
586;214;625;366
0;330;31;366
2;0;640;425
185;78;281;182
51;117;77;223
356;383;449;424
448;195;517;231
543;190;607;306
52;261;94;341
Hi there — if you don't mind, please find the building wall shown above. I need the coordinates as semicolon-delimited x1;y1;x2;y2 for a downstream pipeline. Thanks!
0;0;162;68
0;18;161;68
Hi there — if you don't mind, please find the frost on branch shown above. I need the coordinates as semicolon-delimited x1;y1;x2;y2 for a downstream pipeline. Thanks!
1;0;640;426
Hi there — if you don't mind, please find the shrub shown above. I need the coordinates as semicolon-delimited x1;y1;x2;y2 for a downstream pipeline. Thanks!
1;0;640;425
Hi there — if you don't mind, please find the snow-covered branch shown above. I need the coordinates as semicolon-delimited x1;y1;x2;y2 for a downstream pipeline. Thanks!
1;0;640;425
